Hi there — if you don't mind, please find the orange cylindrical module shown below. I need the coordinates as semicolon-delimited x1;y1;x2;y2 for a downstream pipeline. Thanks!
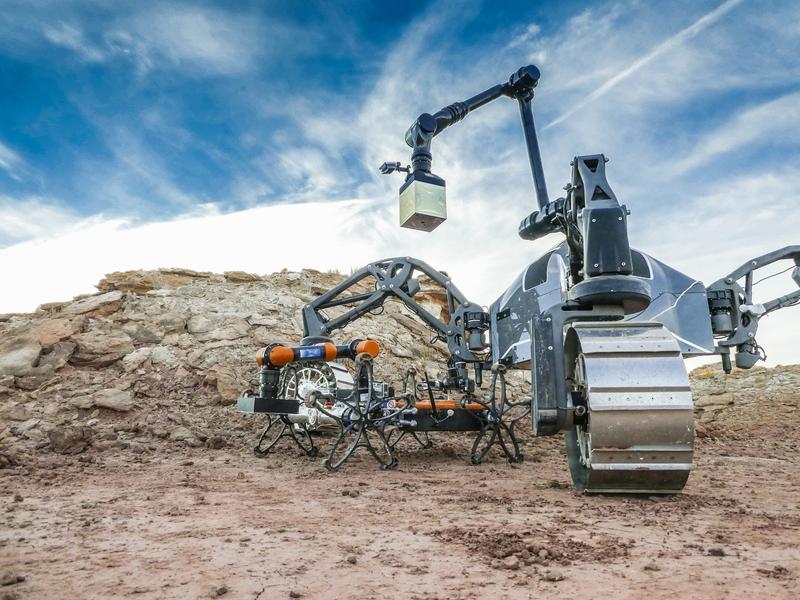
256;339;380;368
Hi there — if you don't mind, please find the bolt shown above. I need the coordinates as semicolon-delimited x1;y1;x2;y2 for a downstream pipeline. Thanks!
594;263;599;268
390;284;394;289
545;317;552;322
618;216;623;221
455;350;461;355
591;218;596;223
547;345;553;351
621;261;626;267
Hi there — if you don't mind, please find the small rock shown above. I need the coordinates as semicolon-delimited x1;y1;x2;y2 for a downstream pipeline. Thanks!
122;347;152;372
170;426;194;442
643;562;661;571
0;572;24;586
149;346;178;366
215;586;228;596
48;426;92;454
63;291;123;316
502;555;520;571
289;591;302;599
708;547;726;557
0;337;41;377
13;494;22;503
346;555;357;565
206;436;226;449
541;570;565;582
538;549;548;560
70;330;134;367
93;389;135;412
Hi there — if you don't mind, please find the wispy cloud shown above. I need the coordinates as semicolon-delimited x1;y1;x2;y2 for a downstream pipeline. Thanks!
38;5;264;75
1;0;799;367
43;21;105;62
545;0;747;129
670;89;800;174
0;196;80;247
0;141;25;182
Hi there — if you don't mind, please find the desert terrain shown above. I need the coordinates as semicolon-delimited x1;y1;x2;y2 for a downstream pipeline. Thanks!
1;269;798;599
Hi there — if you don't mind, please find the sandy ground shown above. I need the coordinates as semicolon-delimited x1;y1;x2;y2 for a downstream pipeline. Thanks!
1;429;798;600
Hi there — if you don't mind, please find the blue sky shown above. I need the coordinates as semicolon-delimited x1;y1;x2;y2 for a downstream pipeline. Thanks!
1;0;799;363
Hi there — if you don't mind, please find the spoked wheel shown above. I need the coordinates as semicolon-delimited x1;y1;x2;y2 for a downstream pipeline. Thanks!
385;428;432;450
362;426;398;470
469;365;523;464
469;423;497;464
564;323;694;494
254;415;319;458
412;431;432;449
469;421;520;464
288;422;319;457
253;415;286;457
384;426;406;449
324;420;363;472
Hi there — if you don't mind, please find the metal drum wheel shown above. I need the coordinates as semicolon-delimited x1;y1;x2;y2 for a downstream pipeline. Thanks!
564;322;694;494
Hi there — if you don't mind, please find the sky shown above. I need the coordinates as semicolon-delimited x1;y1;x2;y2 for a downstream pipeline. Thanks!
1;0;799;365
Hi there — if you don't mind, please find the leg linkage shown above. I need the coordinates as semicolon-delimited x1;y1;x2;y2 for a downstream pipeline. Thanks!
253;415;319;458
469;364;526;465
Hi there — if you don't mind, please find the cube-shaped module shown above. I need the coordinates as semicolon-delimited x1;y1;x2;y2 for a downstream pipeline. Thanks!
399;171;447;232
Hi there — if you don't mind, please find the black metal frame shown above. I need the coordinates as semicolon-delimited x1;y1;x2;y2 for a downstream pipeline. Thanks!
302;256;488;365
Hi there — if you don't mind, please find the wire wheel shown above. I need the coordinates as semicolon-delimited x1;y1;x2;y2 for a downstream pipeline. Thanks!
253;415;286;457
280;362;338;404
324;420;363;471
363;426;398;469
288;422;319;457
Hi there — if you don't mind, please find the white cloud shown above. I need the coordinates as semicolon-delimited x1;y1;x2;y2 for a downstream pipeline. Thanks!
508;23;541;48
38;5;262;75
0;141;25;182
0;196;81;246
111;5;261;75
2;0;799;368
545;0;747;129
43;21;105;62
670;90;800;174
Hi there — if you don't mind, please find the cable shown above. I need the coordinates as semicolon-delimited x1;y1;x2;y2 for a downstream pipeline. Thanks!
752;265;794;287
645;280;704;322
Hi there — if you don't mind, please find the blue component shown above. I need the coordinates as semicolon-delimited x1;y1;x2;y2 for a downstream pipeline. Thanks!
297;347;325;359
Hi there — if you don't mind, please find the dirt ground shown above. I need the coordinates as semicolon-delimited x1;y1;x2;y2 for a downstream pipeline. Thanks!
2;427;798;600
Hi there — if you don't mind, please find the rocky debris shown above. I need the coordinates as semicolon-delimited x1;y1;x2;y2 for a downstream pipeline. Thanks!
68;389;135;412
61;291;124;316
0;266;796;470
33;317;85;346
0;337;41;377
70;330;134;367
48;426;93;454
97;268;217;294
224;271;262;283
689;363;800;437
0;573;24;586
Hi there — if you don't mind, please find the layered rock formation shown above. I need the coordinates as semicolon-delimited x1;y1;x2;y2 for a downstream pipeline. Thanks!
1;268;797;468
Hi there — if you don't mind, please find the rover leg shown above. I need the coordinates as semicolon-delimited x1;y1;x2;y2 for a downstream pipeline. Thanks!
253;415;318;458
564;322;694;493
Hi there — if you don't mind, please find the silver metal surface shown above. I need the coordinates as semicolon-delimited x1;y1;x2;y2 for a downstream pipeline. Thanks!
279;362;353;432
566;322;694;494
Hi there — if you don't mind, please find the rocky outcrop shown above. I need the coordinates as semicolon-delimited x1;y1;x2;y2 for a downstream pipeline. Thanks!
0;266;796;467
